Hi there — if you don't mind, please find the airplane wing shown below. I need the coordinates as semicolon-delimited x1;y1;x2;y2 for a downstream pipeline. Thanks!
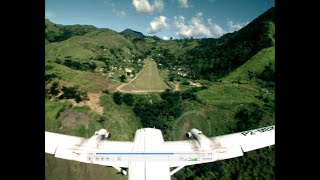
45;125;274;176
45;131;134;169
161;125;275;168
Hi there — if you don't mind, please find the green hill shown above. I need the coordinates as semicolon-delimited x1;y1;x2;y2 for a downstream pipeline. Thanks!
45;19;97;43
45;28;137;61
120;28;145;38
223;46;275;82
45;7;275;180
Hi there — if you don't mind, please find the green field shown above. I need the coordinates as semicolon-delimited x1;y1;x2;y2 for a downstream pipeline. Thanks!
45;8;275;179
45;93;141;180
46;47;275;180
46;62;121;93
46;154;127;180
223;47;275;83
118;59;170;92
171;83;264;141
170;47;275;142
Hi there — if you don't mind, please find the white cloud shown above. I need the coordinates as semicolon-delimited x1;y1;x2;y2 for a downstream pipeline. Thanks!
208;19;226;37
174;12;227;38
132;0;164;13
162;36;170;40
227;21;249;32
148;16;169;34
174;12;212;38
178;0;189;8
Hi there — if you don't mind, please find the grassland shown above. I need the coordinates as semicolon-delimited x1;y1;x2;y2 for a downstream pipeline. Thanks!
99;93;141;140
46;62;121;93
222;46;275;83
45;154;127;180
170;47;275;141
45;92;141;180
117;59;170;93
45;14;275;179
171;84;262;141
46;46;275;180
45;29;137;61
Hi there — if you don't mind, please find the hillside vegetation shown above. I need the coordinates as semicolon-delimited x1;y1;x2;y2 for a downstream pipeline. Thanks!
45;7;275;180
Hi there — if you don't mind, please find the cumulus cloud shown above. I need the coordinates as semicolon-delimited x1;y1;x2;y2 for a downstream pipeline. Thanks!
162;36;170;40
175;12;222;38
132;0;164;13
178;0;189;8
208;19;226;37
148;16;169;34
227;21;249;32
173;12;228;38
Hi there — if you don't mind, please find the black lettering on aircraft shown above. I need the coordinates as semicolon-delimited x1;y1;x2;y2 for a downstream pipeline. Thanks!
241;126;274;136
241;132;250;136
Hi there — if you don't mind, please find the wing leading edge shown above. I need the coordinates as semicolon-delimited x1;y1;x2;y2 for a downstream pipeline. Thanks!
45;125;275;178
160;125;275;167
45;131;134;168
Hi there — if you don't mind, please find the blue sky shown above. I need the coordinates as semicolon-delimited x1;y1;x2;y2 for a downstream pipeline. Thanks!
45;0;274;39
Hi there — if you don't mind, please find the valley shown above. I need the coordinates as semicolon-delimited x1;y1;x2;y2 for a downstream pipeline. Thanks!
45;7;275;180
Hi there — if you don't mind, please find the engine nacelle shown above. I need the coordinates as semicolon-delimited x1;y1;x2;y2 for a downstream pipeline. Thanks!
95;129;111;139
186;128;212;150
120;168;128;175
186;132;193;138
89;129;111;147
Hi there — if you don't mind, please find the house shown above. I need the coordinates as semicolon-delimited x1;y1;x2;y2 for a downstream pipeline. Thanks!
125;68;134;77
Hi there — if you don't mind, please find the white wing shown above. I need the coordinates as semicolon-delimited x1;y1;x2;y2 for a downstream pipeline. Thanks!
210;125;275;153
45;131;134;168
161;125;275;167
45;125;274;172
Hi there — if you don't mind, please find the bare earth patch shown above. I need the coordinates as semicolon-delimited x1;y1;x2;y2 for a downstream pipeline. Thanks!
67;93;104;114
85;74;122;92
58;109;89;129
117;59;169;93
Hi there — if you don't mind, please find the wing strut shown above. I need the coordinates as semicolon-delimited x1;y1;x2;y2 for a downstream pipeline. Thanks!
170;166;185;176
112;166;127;175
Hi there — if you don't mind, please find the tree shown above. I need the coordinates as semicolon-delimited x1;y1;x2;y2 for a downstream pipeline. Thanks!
257;63;275;82
123;94;134;106
61;86;78;99
181;91;197;100
113;91;122;105
160;89;181;104
181;80;190;85
120;75;126;82
75;94;82;103
234;104;264;131
50;82;60;96
97;115;105;123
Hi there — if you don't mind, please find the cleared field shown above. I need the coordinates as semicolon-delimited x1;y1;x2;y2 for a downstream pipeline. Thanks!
223;47;275;83
46;62;121;93
45;154;127;180
170;101;237;141
117;59;169;93
45;94;140;180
